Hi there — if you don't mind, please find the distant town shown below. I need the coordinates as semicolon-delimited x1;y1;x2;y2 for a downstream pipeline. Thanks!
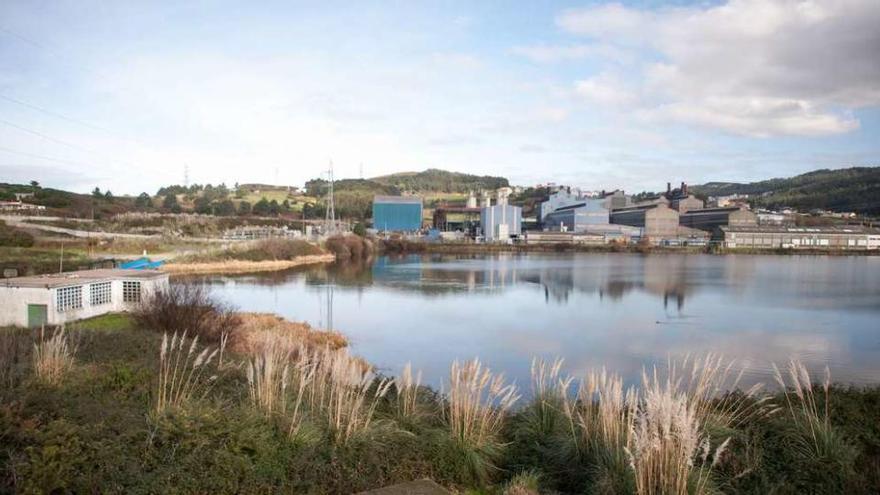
2;166;880;255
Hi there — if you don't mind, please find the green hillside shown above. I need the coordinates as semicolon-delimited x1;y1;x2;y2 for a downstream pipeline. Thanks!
371;168;509;193
692;167;880;215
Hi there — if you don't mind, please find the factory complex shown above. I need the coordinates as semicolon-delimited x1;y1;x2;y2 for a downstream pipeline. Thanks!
370;181;880;251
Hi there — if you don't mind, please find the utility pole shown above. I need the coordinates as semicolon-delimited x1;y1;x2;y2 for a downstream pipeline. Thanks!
184;164;189;188
324;161;336;235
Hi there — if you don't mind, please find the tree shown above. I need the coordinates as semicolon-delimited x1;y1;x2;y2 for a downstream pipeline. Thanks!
353;222;367;237
29;180;40;191
215;199;235;216
104;190;113;202
194;196;213;215
252;197;271;216
238;201;252;215
92;187;103;198
162;193;179;210
135;192;152;208
268;199;280;216
282;199;291;211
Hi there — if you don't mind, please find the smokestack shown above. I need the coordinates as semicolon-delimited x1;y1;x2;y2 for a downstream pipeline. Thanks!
667;182;671;194
683;182;688;196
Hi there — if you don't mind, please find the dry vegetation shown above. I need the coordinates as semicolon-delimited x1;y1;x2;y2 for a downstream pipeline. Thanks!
1;300;877;494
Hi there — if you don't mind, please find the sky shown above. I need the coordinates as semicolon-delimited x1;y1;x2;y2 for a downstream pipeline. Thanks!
0;0;878;195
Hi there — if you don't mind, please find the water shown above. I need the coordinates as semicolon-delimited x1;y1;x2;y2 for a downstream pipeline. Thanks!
186;253;880;391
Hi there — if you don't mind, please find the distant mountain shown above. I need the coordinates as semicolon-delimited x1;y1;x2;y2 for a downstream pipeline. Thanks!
371;168;509;193
691;166;880;215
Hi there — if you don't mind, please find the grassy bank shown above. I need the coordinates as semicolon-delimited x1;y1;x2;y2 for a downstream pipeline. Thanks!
165;239;332;274
2;312;878;493
0;246;100;276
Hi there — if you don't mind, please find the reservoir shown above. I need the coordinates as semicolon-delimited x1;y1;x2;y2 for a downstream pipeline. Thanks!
187;253;880;390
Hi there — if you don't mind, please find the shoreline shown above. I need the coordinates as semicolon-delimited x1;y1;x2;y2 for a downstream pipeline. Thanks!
161;253;336;275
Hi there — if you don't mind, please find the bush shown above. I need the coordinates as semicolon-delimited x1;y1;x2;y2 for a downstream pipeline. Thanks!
326;235;373;260
0;221;34;247
133;283;241;343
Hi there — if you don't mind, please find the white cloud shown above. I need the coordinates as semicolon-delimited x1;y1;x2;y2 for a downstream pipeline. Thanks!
555;0;880;137
511;43;632;64
574;73;636;107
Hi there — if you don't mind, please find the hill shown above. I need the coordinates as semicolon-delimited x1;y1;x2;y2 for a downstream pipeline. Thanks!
691;167;880;215
371;168;509;193
0;183;136;218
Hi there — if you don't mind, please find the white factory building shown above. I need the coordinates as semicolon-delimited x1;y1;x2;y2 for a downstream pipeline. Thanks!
0;269;169;327
481;187;522;242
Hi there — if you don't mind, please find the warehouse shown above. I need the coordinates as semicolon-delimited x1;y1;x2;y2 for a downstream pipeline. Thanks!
679;207;757;231
542;198;609;232
372;196;423;232
0;269;169;327
717;225;880;250
610;203;681;240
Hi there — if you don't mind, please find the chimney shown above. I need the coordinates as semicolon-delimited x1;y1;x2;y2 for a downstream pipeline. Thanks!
683;182;688;196
667;182;671;194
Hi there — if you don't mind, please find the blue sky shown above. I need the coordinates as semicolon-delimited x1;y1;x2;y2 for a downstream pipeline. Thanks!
1;0;878;195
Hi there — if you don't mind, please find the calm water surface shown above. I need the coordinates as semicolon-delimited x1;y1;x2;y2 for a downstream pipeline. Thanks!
186;253;880;390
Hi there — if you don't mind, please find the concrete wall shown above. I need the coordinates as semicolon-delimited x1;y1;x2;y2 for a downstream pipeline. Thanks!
0;276;169;327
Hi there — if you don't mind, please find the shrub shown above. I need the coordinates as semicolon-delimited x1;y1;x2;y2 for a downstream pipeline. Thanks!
134;283;241;343
0;221;34;247
0;328;29;390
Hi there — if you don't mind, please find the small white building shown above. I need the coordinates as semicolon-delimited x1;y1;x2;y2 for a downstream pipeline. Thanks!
0;269;169;327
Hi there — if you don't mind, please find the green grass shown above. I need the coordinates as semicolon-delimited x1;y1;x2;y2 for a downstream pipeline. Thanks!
0;246;98;275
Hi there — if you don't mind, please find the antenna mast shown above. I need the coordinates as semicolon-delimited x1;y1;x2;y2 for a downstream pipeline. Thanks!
324;161;336;234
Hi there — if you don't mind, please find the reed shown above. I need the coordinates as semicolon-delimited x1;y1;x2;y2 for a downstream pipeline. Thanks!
445;358;519;452
155;331;218;414
246;337;291;415
394;362;423;420
32;326;77;385
771;359;856;466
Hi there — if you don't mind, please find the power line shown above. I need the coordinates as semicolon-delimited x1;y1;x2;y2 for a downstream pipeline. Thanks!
0;117;99;155
0;94;112;133
0;145;94;168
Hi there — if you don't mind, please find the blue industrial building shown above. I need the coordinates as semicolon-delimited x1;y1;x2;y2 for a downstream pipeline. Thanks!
372;195;423;232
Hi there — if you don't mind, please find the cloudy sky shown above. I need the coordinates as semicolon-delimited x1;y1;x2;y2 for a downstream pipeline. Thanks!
1;0;878;195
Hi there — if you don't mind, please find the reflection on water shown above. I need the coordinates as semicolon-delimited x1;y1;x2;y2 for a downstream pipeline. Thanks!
185;253;880;391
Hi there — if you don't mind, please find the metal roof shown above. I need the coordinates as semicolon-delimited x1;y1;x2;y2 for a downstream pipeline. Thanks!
1;268;168;289
720;225;880;234
373;195;423;205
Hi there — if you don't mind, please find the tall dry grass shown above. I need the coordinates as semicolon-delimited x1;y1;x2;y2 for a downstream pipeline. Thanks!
33;326;78;385
245;333;390;444
772;359;856;469
155;331;218;414
394;362;423;420
446;358;519;450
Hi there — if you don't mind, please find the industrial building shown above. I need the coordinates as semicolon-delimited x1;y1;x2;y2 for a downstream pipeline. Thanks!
0;269;169;327
542;198;609;232
717;225;880;250
679;207;757;231
372;195;423;232
610;203;681;239
481;188;522;242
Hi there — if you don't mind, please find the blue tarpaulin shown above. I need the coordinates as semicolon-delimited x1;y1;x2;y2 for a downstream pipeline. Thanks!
119;257;164;270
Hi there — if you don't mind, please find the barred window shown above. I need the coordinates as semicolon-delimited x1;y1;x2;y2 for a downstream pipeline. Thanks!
57;286;83;312
90;281;112;306
123;281;141;303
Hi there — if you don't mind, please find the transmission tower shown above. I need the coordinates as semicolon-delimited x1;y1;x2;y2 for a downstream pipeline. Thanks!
324;161;337;234
184;164;189;187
